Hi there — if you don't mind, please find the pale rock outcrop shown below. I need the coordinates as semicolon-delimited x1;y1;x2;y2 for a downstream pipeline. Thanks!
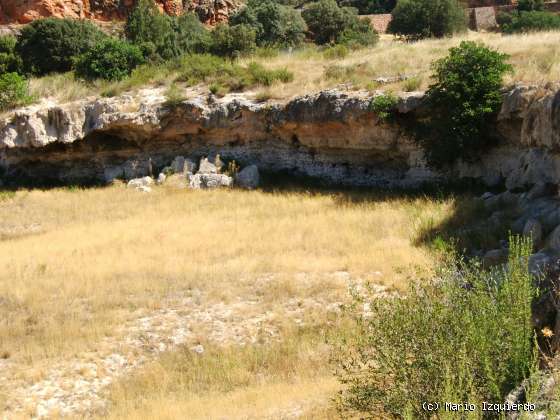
235;164;259;189
198;158;218;174
4;84;560;190
189;173;232;189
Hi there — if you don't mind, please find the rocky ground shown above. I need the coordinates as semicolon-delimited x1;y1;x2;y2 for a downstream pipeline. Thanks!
0;271;392;418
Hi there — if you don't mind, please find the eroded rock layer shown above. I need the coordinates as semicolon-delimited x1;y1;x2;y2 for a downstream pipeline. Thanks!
1;84;560;189
0;0;237;25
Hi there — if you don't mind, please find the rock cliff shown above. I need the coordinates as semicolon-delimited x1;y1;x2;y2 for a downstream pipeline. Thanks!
0;0;237;25
1;84;559;189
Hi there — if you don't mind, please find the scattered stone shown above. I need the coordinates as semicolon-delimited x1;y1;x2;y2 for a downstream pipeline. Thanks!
157;173;166;184
482;248;508;268
126;177;154;189
190;344;204;354
198;158;217;174
523;218;543;249
189;173;232;189
235;165;260;189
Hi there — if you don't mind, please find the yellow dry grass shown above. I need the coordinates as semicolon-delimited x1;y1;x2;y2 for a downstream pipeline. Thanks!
0;184;454;417
0;185;450;362
24;30;560;107
246;31;560;98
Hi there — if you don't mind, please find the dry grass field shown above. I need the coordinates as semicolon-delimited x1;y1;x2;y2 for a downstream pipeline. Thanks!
0;184;456;417
26;31;560;106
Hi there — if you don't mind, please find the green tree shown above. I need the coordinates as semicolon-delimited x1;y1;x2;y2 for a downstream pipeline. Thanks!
517;0;544;12
74;38;145;81
172;13;212;54
388;0;466;40
420;41;513;167
230;0;307;47
500;10;560;33
125;0;180;60
16;18;106;75
302;0;377;45
210;24;257;57
0;36;22;75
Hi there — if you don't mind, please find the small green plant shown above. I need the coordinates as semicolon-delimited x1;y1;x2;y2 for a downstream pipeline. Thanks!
209;82;227;97
0;73;33;111
74;38;145;81
225;160;240;178
403;75;422;91
335;235;538;417
323;44;349;60
163;83;186;107
369;92;398;121
247;62;293;86
418;41;513;167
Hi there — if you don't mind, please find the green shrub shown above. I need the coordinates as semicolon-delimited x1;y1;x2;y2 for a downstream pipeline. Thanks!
0;73;32;111
210;24;257;57
517;0;544;12
323;44;350;59
369;92;398;120
74;38;145;81
501;10;560;33
246;62;294;85
338;0;397;13
303;0;377;45
419;41;512;167
163;83;187;107
335;236;537;417
388;0;466;40
337;18;379;48
174;54;294;93
230;0;307;47
172;13;213;55
0;36;22;75
16;18;106;75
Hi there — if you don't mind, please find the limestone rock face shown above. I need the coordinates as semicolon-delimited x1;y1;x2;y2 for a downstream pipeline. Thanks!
4;84;560;190
0;0;238;25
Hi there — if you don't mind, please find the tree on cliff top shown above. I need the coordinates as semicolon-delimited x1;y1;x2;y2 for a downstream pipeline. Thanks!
16;18;106;76
388;0;466;40
125;0;211;60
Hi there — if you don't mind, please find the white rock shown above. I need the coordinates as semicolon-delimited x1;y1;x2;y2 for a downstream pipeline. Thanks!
157;173;166;184
236;165;260;189
137;185;152;193
198;158;217;174
127;176;153;189
191;344;204;354
189;173;232;189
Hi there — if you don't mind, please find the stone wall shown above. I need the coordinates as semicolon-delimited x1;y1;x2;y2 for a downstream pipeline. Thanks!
363;13;392;33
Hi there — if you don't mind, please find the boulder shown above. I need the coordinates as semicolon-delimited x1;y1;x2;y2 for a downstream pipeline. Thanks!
482;248;508;268
127;176;154;189
548;224;560;252
189;173;232;189
198;158;218;174
157;173;166;184
235;165;260;189
523;218;543;249
528;252;554;276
